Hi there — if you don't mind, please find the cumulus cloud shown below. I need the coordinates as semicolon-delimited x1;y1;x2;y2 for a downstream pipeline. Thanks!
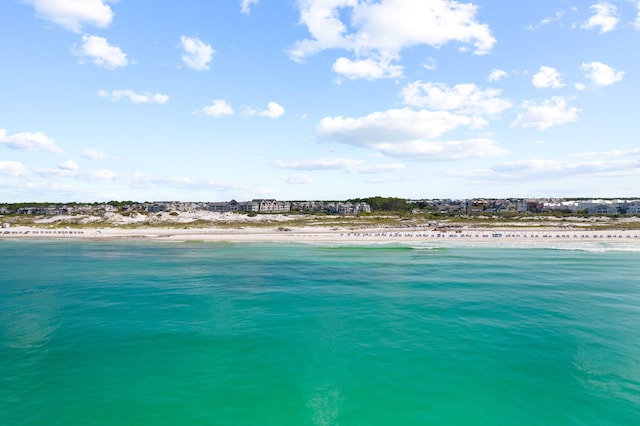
274;157;405;174
532;66;564;89
0;161;28;177
316;108;504;160
25;0;114;32
200;99;234;117
289;0;495;79
581;61;624;86
511;96;580;130
488;68;507;82
75;35;128;69
318;108;483;144
635;2;640;30
244;102;286;118
0;129;63;153
581;3;618;33
240;0;259;14
333;56;404;80
401;81;512;115
180;36;214;71
259;102;285;119
98;89;170;104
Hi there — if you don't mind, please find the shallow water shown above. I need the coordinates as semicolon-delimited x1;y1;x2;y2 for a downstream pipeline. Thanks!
1;241;639;425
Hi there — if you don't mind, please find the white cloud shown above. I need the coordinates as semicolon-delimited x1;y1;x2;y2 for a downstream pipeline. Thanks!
316;108;504;160
581;61;624;86
569;148;640;159
38;166;119;180
289;0;495;78
59;160;79;171
0;161;28;177
526;9;565;30
281;174;314;184
245;102;286;118
275;157;362;171
532;66;564;89
37;167;75;177
541;9;565;26
98;89;170;104
373;138;506;160
180;36;214;71
401;81;512;115
635;2;640;30
581;3;618;33
356;163;406;173
488;68;507;82
259;102;285;119
26;0;114;32
240;0;259;14
82;169;118;180
422;58;437;71
333;56;404;80
201;99;234;117
75;35;128;69
274;157;405;174
511;96;579;130
127;173;236;190
82;147;110;160
318;108;482;144
488;157;640;180
0;128;63;153
453;149;640;183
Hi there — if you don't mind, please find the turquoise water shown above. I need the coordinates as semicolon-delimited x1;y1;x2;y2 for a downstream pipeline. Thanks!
1;241;640;425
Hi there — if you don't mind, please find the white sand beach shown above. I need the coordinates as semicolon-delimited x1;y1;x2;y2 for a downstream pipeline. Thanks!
3;225;640;246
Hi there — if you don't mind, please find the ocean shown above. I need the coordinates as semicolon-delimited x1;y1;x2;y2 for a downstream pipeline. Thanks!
1;240;639;425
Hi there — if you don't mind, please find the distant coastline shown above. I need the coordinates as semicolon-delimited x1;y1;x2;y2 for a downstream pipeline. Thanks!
3;199;640;245
2;211;640;246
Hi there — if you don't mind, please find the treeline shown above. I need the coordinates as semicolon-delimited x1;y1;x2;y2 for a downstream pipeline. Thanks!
348;196;410;212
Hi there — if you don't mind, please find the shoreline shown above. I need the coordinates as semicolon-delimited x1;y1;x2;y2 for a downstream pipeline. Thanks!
3;225;640;245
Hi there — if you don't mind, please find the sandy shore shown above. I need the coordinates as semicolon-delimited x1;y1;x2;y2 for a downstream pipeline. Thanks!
2;225;640;245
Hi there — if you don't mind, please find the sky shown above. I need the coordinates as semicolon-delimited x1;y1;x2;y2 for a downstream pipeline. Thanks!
1;0;639;202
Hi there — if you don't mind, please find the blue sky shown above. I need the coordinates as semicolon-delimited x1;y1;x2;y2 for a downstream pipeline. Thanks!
1;0;639;202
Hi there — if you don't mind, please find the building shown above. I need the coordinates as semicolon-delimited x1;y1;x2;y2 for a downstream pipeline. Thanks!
517;199;544;213
252;199;290;213
587;204;618;215
623;200;640;214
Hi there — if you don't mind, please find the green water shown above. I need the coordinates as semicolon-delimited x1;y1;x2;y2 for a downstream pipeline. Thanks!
1;241;639;425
